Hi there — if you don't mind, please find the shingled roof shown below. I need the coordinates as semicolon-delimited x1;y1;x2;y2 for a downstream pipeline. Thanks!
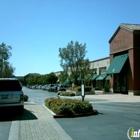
109;23;140;43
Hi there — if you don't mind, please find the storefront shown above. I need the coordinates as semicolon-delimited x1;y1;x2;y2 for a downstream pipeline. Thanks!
96;74;107;90
106;24;140;95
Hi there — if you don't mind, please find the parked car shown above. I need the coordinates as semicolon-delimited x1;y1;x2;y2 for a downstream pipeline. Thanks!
0;78;24;112
36;85;41;89
51;84;58;92
57;84;71;91
46;84;55;91
42;85;48;90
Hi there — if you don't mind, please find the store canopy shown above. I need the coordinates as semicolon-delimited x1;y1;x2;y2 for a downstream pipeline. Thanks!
106;54;128;74
64;78;70;84
96;74;106;81
77;75;92;81
92;74;98;80
105;75;110;80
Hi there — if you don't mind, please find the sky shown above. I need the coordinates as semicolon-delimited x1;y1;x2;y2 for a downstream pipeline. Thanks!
0;0;140;76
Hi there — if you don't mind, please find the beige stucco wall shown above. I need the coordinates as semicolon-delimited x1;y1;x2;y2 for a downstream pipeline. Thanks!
55;57;110;77
90;57;110;75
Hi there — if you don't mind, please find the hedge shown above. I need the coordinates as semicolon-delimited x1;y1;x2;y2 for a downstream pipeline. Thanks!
45;98;93;116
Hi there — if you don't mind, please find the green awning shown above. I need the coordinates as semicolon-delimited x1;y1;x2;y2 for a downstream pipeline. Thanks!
64;78;70;84
92;74;98;80
105;75;110;80
77;75;92;81
106;54;128;74
85;75;92;80
96;74;106;81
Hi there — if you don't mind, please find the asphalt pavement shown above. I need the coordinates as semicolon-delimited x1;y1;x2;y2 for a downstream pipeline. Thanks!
2;88;140;140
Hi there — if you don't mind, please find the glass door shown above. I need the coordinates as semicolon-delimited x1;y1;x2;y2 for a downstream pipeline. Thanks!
114;74;121;93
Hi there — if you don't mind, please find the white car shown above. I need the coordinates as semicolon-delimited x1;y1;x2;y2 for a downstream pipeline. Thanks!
0;78;24;112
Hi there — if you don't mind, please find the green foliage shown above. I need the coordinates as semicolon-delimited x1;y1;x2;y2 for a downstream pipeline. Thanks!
77;86;91;92
25;73;40;85
57;91;75;96
24;94;28;101
69;86;79;91
69;86;91;92
103;81;110;92
58;71;69;84
46;72;58;84
59;41;91;85
45;98;93;116
17;77;24;85
25;72;58;85
0;42;15;77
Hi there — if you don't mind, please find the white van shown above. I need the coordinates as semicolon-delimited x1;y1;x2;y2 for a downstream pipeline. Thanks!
0;78;24;111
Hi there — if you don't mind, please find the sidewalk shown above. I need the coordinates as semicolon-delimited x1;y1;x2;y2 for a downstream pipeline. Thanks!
85;93;140;102
8;93;140;140
8;104;73;140
59;92;140;102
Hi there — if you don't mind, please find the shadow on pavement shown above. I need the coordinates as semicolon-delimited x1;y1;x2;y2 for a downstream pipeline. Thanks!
19;109;38;120
0;108;38;122
98;112;105;115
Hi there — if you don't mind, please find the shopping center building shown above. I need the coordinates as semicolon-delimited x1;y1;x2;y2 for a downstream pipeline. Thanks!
23;24;140;96
90;57;110;90
106;23;140;95
90;23;140;95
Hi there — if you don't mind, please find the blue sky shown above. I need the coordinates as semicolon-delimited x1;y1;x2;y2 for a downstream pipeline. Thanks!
0;0;140;76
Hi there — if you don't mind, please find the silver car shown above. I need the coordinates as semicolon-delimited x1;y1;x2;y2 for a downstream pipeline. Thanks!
0;78;24;111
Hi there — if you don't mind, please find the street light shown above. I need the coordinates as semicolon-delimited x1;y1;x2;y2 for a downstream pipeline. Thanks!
81;79;85;101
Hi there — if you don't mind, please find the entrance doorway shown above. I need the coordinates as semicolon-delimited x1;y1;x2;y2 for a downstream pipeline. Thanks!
114;74;128;94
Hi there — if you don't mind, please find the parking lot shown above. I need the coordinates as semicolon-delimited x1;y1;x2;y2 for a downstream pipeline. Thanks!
1;87;140;140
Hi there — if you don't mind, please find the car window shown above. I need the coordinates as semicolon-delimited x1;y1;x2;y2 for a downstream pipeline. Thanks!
0;80;22;91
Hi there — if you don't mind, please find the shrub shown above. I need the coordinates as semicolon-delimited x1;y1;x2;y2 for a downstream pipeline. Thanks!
57;91;75;96
69;86;79;91
103;82;110;92
94;87;99;90
45;98;93;116
69;86;92;92
24;94;28;101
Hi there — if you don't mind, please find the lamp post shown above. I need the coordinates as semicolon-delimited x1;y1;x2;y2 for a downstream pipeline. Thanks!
81;79;85;101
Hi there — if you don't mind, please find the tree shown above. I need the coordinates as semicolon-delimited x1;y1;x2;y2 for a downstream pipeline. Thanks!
0;43;15;77
59;41;91;85
24;73;58;85
58;71;68;84
46;72;58;84
24;73;40;85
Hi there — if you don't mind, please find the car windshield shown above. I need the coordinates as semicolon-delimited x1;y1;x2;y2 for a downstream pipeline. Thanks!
0;80;22;91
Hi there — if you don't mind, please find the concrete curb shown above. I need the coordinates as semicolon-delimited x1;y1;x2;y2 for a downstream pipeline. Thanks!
41;105;73;140
42;105;56;115
43;104;98;118
8;121;19;140
53;109;98;118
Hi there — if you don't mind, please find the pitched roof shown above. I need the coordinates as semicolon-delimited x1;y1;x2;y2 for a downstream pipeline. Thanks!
109;23;140;43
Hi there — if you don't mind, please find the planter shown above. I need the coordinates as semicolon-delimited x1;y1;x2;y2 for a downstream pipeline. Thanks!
53;109;98;118
66;90;95;96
